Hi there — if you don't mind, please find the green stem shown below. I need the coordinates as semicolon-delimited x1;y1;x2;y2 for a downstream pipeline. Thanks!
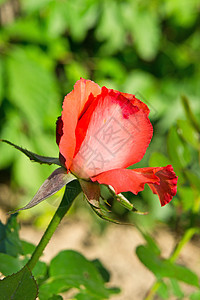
27;182;80;271
169;227;200;263
145;281;161;300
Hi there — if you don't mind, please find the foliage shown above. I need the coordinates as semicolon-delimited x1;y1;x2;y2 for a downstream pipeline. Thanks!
0;0;200;299
0;0;200;205
0;214;120;300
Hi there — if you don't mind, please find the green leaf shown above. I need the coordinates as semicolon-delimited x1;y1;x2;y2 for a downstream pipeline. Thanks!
0;253;23;276
178;187;195;211
6;46;60;129
95;0;125;54
13;169;76;212
0;57;3;105
190;291;200;300
49;250;116;298
91;259;110;283
136;245;199;287
170;279;184;298
0;266;38;300
167;126;191;168
181;95;200;133
32;262;47;280
48;296;63;300
0;139;61;166
136;229;161;256
0;214;23;257
21;241;36;256
74;292;102;300
129;10;161;60
177;119;200;150
149;152;171;168
184;170;200;191
157;280;169;299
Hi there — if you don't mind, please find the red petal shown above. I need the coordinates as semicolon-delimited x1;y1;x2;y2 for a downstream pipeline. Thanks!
58;79;101;169
91;168;159;194
117;91;150;116
91;165;178;206
56;116;63;146
147;165;178;206
71;87;153;178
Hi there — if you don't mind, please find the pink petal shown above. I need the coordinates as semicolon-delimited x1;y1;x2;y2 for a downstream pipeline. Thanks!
91;165;178;206
71;87;153;178
57;79;101;169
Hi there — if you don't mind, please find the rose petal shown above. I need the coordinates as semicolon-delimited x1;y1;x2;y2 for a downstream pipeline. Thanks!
91;165;178;206
117;92;150;116
91;168;159;195
71;87;153;178
58;78;101;169
147;165;178;206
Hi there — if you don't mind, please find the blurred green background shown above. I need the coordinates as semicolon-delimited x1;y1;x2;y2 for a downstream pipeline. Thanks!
0;0;199;228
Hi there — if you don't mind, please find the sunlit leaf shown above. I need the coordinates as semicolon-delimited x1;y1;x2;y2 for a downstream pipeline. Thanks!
39;250;118;299
136;245;199;287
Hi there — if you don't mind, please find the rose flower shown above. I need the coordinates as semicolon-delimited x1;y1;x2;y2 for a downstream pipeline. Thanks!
56;78;178;207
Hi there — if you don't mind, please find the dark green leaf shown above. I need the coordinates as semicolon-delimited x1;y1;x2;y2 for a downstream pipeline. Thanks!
0;266;38;300
0;214;23;257
91;259;110;283
22;258;47;280
136;245;199;287
0;253;23;276
13;169;76;212
0;140;61;166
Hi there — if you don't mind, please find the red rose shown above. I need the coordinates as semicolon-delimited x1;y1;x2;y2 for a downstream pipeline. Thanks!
57;78;177;207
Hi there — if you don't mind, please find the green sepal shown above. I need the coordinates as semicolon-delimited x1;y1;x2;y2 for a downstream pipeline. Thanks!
0;139;61;166
108;186;148;215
